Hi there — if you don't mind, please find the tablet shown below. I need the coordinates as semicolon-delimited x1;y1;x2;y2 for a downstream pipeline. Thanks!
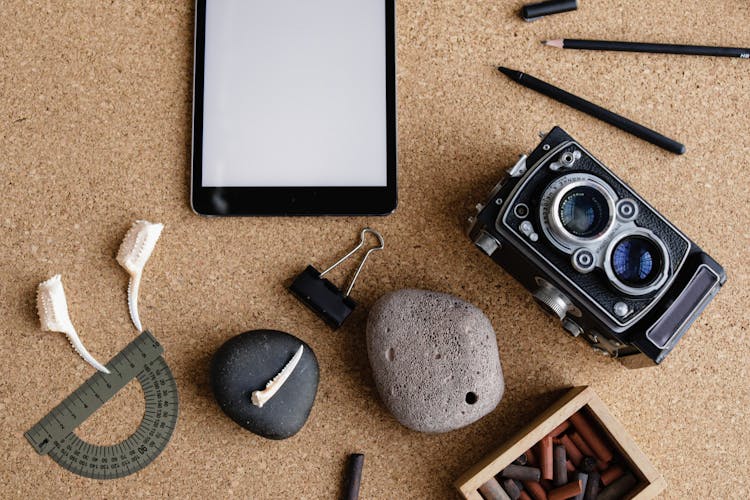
191;0;397;216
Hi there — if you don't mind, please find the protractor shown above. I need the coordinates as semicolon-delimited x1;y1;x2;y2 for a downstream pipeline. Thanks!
25;331;179;480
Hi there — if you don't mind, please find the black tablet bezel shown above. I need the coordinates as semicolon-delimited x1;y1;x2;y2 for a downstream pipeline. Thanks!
191;0;397;216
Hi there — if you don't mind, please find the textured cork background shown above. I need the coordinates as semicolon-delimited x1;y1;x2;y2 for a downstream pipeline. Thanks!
1;1;748;498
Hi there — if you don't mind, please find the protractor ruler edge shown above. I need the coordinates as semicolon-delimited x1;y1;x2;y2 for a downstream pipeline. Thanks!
25;330;179;480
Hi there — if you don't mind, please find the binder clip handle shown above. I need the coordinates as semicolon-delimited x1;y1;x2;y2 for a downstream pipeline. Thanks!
320;228;384;296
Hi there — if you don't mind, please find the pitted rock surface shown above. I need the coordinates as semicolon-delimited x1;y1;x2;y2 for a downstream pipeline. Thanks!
366;289;504;433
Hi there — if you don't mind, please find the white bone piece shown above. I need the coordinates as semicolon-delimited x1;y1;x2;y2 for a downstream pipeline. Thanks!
251;345;304;408
37;275;110;374
116;220;164;332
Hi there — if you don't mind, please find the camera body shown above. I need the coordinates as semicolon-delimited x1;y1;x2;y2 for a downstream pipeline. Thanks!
468;127;725;366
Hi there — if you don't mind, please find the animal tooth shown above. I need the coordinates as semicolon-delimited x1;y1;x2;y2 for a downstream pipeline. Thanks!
251;345;304;408
116;220;164;332
36;275;110;374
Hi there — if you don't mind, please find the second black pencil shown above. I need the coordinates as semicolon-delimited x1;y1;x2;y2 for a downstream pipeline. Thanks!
497;67;686;155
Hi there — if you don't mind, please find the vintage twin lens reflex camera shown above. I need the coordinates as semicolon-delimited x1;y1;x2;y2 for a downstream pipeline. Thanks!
468;127;726;367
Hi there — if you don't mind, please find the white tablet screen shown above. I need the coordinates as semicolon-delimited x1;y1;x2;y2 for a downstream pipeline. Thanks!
201;1;388;187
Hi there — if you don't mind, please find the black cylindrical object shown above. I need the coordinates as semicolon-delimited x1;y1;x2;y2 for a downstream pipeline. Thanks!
343;454;365;500
561;38;750;58
522;0;578;21
497;67;686;154
502;478;522;500
573;472;589;500
597;473;638;500
583;471;601;500
501;464;542;482
553;444;568;486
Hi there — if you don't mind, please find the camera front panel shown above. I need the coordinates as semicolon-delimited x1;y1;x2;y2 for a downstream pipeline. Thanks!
496;138;691;330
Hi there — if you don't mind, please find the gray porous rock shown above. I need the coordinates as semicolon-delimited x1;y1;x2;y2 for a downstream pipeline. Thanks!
366;289;504;433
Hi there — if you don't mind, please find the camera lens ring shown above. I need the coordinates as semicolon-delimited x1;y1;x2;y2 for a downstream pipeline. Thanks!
603;228;670;296
546;177;617;247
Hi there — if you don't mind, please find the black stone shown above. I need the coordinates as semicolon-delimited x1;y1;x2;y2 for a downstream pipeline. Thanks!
210;330;319;440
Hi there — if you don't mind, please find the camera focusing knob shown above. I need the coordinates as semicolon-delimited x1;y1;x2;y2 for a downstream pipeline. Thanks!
533;281;572;320
572;248;596;273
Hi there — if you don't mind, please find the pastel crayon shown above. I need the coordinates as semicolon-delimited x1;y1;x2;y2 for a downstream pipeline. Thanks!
552;445;568;486
600;465;625;486
522;480;548;500
501;465;542;482
540;436;554;481
548;480;583;500
597;473;638;500
479;477;512;500
569;413;613;463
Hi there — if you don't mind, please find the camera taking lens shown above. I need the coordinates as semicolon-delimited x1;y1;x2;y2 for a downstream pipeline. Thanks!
558;186;610;238
543;174;617;250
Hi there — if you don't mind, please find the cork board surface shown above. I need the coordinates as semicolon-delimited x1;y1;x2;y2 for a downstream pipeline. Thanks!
1;1;748;498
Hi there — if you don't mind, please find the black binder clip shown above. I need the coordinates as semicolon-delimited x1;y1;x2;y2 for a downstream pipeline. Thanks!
289;228;384;329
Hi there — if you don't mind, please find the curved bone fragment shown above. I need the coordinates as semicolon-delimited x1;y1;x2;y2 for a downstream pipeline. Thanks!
37;275;110;374
251;345;304;408
116;220;164;332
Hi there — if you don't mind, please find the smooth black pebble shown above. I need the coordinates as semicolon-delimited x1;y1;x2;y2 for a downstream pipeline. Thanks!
210;330;319;440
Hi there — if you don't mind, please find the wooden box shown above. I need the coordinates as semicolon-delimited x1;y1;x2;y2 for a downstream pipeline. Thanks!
455;386;666;499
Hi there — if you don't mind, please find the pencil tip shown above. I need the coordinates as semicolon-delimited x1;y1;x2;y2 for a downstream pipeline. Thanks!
545;39;564;48
497;66;521;79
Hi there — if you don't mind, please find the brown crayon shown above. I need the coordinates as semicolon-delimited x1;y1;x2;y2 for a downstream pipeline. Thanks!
547;420;570;437
548;480;583;500
501;465;542;482
522;480;548;500
600;465;625;486
479;477;512;500
519;492;532;500
540;436;554;481
552;445;568;486
565;460;575;473
569;413;613;463
570;434;608;470
558;434;583;466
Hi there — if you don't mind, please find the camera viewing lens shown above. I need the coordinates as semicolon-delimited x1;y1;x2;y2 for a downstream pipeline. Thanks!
558;186;610;238
611;236;663;287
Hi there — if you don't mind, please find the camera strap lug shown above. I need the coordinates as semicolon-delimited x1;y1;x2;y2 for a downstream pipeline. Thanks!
507;154;528;178
473;230;501;256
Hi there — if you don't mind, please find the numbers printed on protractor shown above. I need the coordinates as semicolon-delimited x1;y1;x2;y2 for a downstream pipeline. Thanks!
24;331;178;480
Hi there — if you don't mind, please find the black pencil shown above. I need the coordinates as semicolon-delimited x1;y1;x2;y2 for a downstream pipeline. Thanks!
544;38;750;59
497;66;686;155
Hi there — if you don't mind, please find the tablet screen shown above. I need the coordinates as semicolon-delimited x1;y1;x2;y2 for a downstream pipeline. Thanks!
201;1;388;188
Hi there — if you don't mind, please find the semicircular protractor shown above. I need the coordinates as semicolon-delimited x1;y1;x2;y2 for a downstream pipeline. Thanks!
24;331;178;480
